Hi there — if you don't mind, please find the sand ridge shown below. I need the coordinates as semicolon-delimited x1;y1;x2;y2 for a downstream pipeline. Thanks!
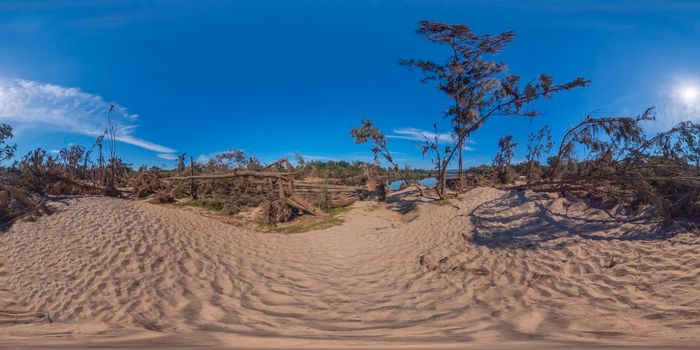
0;188;699;348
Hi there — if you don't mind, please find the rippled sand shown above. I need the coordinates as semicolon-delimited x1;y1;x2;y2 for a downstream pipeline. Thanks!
1;188;698;349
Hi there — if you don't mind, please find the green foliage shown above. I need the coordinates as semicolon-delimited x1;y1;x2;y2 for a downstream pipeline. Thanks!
273;216;344;234
299;160;372;183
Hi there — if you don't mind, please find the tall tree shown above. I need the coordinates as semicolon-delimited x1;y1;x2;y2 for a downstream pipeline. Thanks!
400;20;589;198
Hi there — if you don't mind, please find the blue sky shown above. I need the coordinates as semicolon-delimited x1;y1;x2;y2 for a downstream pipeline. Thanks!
0;0;699;169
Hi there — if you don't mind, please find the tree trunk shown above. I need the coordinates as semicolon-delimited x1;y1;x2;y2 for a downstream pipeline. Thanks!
458;139;463;178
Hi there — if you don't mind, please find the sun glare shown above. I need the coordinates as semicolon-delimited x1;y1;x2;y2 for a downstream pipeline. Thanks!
677;84;700;104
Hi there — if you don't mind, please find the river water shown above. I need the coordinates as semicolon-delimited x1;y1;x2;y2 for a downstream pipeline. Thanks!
387;177;437;191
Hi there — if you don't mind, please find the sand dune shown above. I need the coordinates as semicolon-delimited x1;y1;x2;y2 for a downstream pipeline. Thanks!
1;188;699;349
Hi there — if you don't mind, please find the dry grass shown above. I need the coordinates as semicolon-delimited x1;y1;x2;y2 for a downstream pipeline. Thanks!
272;207;350;234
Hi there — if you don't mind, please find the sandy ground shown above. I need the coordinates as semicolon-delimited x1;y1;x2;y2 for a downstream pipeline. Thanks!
0;187;699;349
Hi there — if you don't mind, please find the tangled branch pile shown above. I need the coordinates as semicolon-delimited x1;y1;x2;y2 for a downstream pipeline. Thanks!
160;150;367;225
0;185;52;229
518;108;700;222
129;167;170;199
0;120;137;229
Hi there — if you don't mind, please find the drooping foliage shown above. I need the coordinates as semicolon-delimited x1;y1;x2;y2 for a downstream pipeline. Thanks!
520;108;700;222
351;119;422;193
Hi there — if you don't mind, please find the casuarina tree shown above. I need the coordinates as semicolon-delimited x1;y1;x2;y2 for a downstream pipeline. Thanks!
400;20;589;198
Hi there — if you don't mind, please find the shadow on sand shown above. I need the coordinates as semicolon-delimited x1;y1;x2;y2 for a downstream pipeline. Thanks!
468;191;680;249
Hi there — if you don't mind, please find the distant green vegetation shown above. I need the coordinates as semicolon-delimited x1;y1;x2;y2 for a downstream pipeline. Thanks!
296;160;431;185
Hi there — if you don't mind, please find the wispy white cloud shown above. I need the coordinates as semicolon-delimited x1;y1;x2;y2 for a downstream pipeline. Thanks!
301;154;338;161
387;127;475;150
0;78;176;155
286;152;377;165
388;127;454;143
157;153;178;161
116;135;174;153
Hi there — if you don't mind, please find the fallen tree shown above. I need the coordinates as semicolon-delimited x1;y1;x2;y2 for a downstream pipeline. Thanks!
512;108;700;222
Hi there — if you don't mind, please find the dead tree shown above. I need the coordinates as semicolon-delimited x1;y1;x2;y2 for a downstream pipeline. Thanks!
177;153;186;173
103;104;119;195
524;126;553;179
